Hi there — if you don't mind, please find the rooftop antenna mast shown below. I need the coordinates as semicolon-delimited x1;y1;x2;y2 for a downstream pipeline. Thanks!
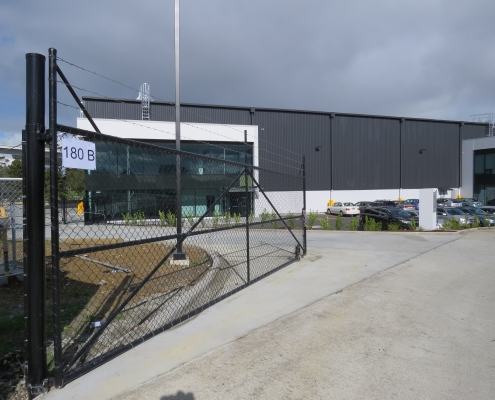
137;83;152;120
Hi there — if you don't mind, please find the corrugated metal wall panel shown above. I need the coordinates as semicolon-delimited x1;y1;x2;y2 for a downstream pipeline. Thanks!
402;121;459;189
85;99;141;120
181;106;251;125
462;123;487;141
332;116;400;190
81;97;491;192
253;111;331;191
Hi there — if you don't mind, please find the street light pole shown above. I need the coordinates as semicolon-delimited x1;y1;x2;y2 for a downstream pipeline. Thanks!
174;0;185;260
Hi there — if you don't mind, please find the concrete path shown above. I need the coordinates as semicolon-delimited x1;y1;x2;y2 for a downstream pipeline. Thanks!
43;230;495;400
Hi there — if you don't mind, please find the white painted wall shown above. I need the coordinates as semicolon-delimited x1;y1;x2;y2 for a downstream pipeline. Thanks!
77;118;259;167
419;188;437;230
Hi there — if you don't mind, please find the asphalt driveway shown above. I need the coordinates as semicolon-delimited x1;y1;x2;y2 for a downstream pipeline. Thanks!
43;229;495;400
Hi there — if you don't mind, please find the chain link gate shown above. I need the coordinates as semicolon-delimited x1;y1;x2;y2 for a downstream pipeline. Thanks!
23;48;306;395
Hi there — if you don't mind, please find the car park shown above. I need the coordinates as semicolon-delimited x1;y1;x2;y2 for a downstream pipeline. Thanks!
458;207;495;226
327;202;359;217
436;207;473;226
402;199;419;211
359;207;415;230
459;198;483;207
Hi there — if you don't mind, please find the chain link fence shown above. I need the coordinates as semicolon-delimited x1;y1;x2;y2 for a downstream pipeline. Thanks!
0;178;23;284
48;126;305;385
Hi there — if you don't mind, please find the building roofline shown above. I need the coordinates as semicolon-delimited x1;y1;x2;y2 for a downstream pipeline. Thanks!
81;96;488;126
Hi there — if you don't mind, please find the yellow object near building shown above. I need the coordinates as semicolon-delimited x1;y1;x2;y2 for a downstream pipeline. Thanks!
0;207;8;219
398;198;403;201
77;202;84;215
328;200;334;206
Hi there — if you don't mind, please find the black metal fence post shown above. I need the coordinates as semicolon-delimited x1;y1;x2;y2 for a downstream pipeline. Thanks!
244;130;250;283
24;52;47;398
49;47;63;388
302;154;307;255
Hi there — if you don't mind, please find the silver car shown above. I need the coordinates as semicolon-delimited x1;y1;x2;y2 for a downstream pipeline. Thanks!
459;198;483;207
436;207;474;226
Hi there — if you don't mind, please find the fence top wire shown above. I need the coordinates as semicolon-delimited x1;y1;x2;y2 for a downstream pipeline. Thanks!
57;124;304;180
55;56;303;170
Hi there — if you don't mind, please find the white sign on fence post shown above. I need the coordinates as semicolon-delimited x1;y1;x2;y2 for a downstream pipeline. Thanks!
61;138;96;170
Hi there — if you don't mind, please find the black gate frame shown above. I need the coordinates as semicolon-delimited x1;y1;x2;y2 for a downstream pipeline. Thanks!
23;48;307;396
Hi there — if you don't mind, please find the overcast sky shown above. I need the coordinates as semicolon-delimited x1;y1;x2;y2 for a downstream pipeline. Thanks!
1;0;495;146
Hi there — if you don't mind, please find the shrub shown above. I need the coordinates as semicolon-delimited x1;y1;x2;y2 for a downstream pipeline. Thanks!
158;210;166;226
270;212;278;229
388;222;400;231
186;211;195;227
287;212;295;230
166;210;176;227
307;210;318;230
223;212;231;226
135;211;146;226
473;215;480;227
319;216;333;230
364;216;382;231
249;211;254;224
212;210;219;228
233;213;241;225
335;214;343;231
261;208;270;228
349;216;359;231
409;217;416;231
123;212;131;226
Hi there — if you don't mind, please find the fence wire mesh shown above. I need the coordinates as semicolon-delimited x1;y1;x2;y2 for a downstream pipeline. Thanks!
50;128;305;383
0;179;23;281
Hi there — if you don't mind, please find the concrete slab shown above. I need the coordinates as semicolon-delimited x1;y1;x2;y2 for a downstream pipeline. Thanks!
42;230;467;400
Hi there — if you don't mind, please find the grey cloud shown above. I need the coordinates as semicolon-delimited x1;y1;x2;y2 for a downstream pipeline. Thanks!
1;0;495;140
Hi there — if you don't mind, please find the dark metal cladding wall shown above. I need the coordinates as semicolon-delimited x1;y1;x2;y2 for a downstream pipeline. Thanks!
253;111;331;191
84;99;142;120
402;120;459;189
150;103;175;121
461;123;487;141
181;106;251;125
332;116;400;190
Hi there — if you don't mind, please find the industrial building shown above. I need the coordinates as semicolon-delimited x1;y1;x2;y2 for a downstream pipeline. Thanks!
78;95;491;212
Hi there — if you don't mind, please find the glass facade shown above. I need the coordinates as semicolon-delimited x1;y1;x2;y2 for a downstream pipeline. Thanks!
473;149;495;205
85;140;254;222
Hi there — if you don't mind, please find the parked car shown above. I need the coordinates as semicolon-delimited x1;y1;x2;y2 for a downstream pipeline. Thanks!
458;207;495;226
327;202;359;216
437;198;454;207
450;198;463;207
402;199;419;211
480;206;495;216
486;198;495;206
359;207;415;230
436;207;473;226
355;201;378;213
373;200;402;208
459;198;483;207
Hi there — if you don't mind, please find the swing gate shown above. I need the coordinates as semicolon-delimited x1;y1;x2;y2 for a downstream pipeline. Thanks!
23;49;306;396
